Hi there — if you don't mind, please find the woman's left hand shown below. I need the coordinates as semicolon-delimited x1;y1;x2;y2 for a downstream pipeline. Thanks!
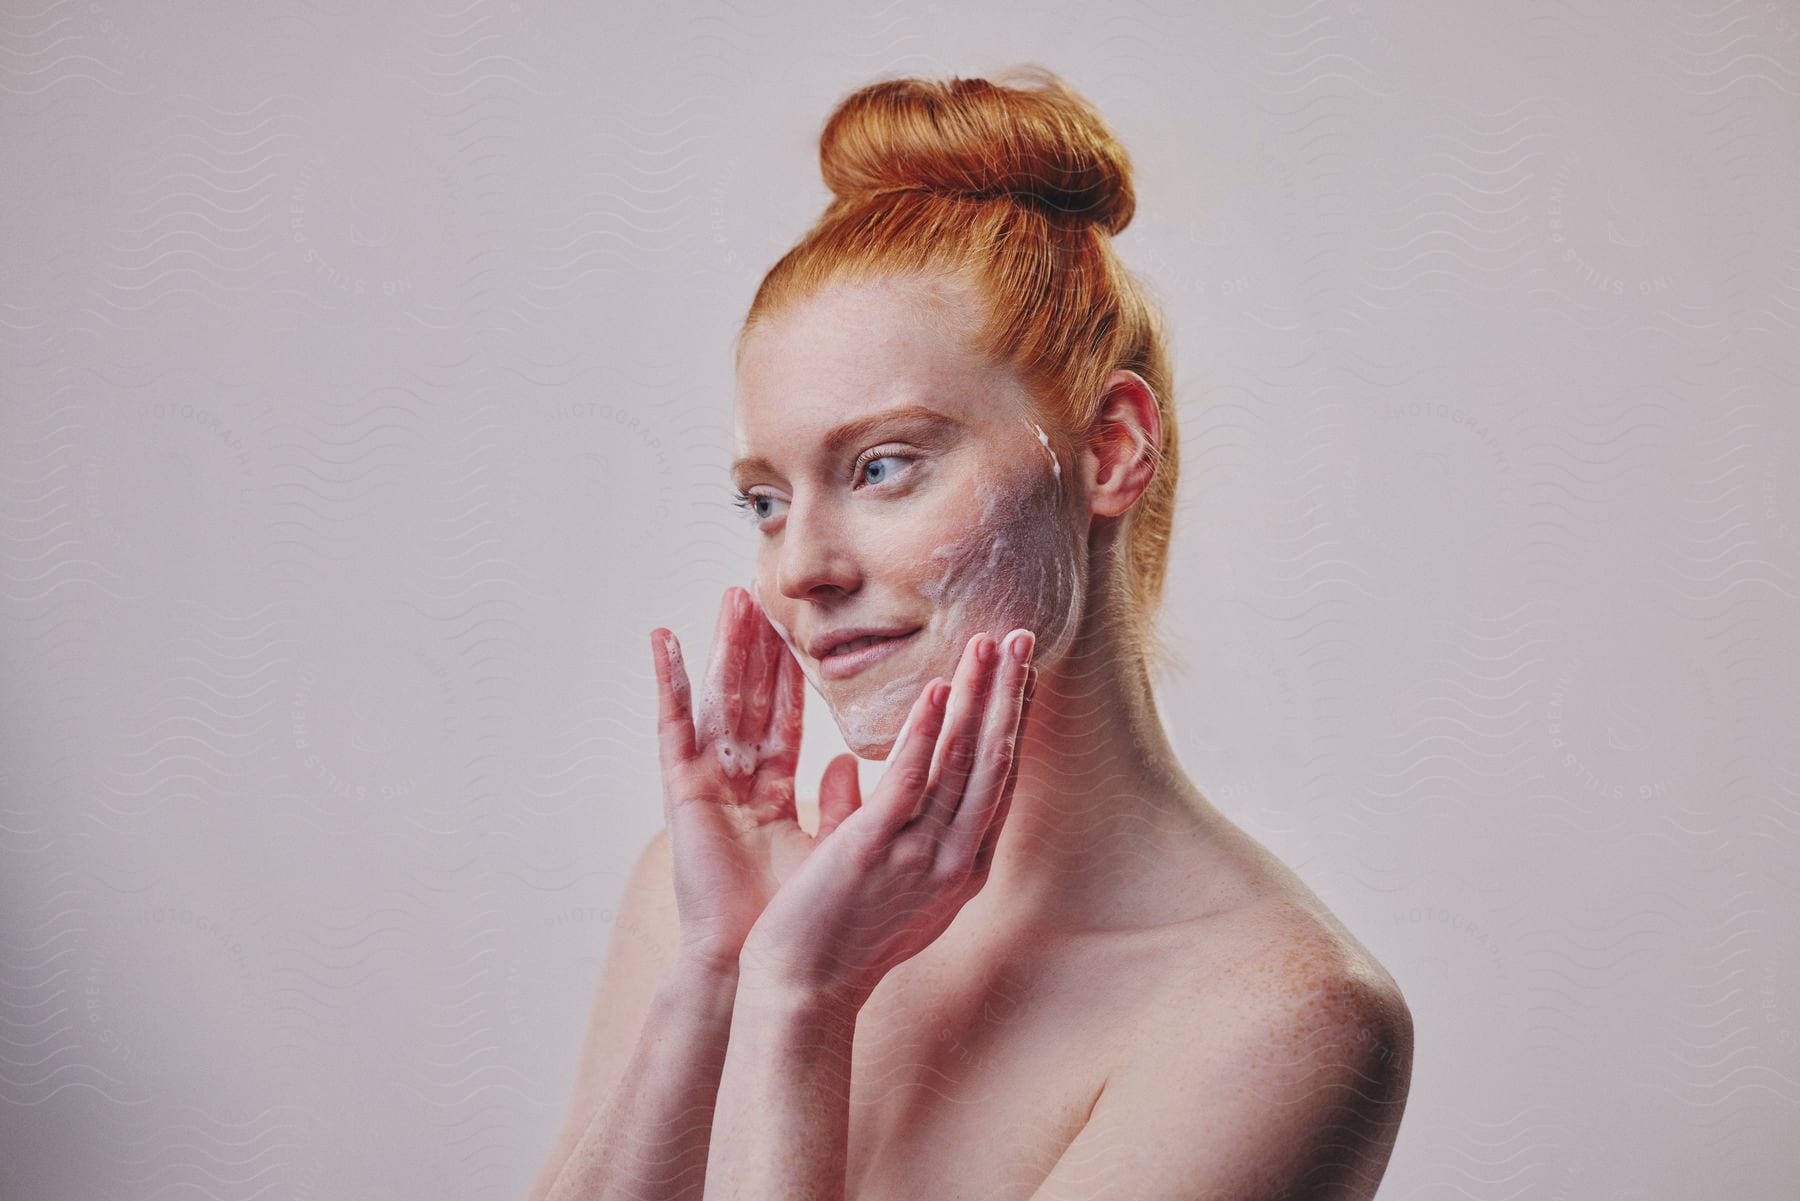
737;626;1039;1010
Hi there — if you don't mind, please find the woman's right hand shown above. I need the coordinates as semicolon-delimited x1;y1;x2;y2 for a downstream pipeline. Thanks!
649;585;839;973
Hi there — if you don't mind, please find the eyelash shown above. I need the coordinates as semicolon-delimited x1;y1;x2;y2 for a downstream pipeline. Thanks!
731;447;918;527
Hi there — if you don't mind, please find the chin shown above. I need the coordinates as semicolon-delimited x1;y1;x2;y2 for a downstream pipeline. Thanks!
849;733;899;761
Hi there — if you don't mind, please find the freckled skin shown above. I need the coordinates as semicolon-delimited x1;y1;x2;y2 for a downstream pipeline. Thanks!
750;450;1079;758
719;271;1412;1199
826;459;1081;757
734;275;1085;760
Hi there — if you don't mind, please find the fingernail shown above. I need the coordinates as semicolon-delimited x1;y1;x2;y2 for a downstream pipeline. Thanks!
1009;630;1035;662
932;680;951;707
976;635;996;665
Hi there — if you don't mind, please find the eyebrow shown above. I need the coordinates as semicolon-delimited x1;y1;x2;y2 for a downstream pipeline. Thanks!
729;403;962;487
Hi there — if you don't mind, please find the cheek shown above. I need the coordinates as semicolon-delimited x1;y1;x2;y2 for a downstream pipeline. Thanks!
916;469;1083;664
747;470;1082;762
749;578;809;678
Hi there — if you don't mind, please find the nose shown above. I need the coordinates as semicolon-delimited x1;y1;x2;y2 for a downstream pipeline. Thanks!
774;495;860;601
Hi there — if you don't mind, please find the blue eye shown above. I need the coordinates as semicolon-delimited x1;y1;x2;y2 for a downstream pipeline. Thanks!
731;490;782;524
730;451;917;532
855;452;914;488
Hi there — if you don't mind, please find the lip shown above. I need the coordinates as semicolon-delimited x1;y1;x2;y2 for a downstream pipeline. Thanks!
808;624;918;661
818;627;922;681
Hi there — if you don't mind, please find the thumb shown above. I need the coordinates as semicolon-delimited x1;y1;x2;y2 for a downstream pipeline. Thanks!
816;752;863;840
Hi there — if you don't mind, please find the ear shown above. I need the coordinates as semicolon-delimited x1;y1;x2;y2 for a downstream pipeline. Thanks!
1080;369;1161;519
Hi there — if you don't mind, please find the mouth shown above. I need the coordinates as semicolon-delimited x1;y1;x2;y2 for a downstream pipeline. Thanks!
817;627;923;681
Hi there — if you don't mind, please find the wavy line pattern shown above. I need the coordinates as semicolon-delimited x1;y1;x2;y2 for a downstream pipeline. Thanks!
3;2;1798;1199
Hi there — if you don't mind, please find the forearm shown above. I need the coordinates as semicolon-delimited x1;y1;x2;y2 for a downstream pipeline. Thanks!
703;976;861;1201
546;958;741;1201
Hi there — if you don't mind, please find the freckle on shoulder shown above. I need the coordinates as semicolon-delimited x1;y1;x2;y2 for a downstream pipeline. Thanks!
1205;904;1395;1022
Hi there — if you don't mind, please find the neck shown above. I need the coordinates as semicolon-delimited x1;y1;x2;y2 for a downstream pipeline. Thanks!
955;586;1221;939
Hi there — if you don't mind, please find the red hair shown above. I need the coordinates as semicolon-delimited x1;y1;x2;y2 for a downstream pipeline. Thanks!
736;66;1180;677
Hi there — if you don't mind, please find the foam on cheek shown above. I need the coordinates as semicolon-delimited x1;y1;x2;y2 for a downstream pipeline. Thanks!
827;459;1082;760
756;443;1081;762
750;569;940;763
748;576;905;760
751;578;824;697
830;672;931;760
920;464;1083;671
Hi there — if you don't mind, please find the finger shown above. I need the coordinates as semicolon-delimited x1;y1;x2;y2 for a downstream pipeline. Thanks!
724;588;761;741
690;588;735;743
737;592;778;744
913;632;1003;837
695;587;749;746
761;637;806;771
944;628;1034;859
651;627;698;778
866;676;951;839
816;752;862;839
974;663;1038;875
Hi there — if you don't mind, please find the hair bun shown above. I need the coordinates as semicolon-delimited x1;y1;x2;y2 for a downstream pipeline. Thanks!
817;66;1135;236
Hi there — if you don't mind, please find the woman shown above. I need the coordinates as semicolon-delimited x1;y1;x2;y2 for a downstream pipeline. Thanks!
531;67;1413;1201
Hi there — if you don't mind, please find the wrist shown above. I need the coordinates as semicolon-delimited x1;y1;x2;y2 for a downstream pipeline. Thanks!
734;956;872;1019
732;971;865;1064
669;950;738;1001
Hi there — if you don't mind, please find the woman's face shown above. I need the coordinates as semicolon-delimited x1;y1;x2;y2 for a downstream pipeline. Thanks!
731;272;1086;759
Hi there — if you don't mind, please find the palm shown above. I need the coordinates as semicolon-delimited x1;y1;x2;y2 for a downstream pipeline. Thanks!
652;587;857;967
665;759;815;953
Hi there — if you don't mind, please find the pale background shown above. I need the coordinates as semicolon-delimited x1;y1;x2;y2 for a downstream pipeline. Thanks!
2;1;1798;1198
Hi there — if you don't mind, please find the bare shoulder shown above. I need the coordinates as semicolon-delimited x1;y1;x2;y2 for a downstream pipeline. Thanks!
1130;815;1414;1056
1027;901;1415;1201
1136;899;1412;1170
1143;897;1411;1063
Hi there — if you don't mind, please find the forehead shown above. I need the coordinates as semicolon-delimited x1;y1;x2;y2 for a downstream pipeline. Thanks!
733;274;1014;442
